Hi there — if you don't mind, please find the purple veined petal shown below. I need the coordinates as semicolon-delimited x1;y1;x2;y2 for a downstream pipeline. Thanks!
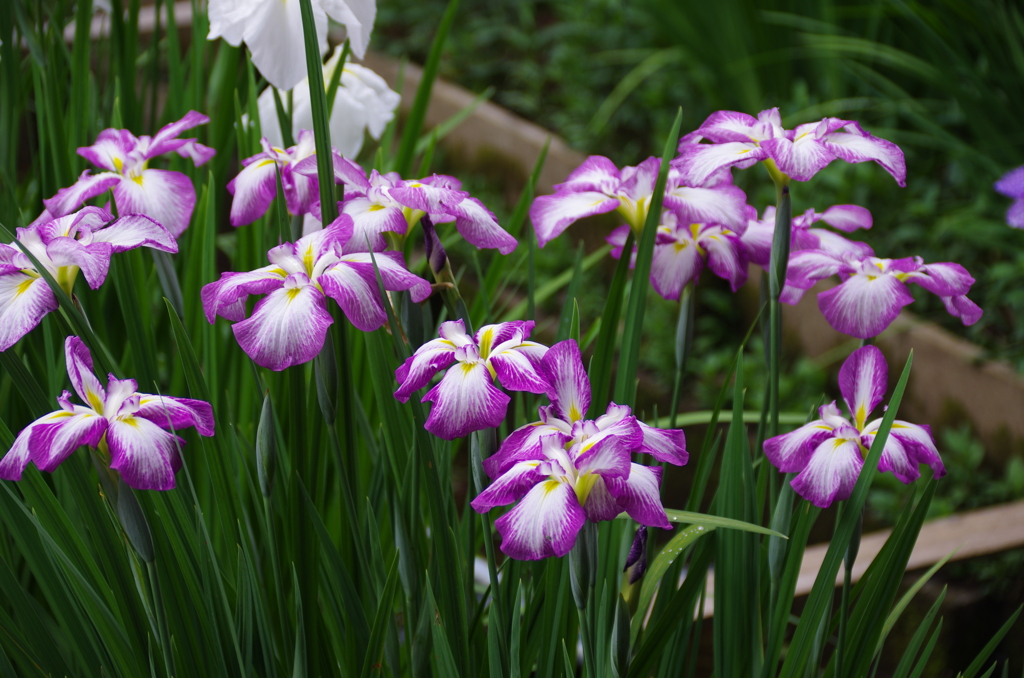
43;171;123;219
301;213;356;261
91;214;178;254
227;157;279;226
232;281;334;371
317;261;388;332
136;394;215;437
489;349;549;394
388;180;465;216
439;319;474;346
44;238;112;289
672;141;767;187
764;420;836;473
106;415;183;490
512;341;548;376
838;345;888;430
691;110;762;144
555;155;620;194
475;321;533;353
113;168;196;238
857;419;920;484
529;192;620;248
604;463;671;529
341;197;408;251
394;338;459;402
637;421;687;465
173;139;217;166
994;166;1024;199
64;336;107;409
821;123;907;187
0;418;45;481
470;459;548;513
449;196;518;255
103;377;141;420
905;262;974;297
0;274;58;351
28;408;108;473
35;206;113;241
649;237;703;301
806;229;873;259
422;362;510;440
493;479;586;560
78;128;137;172
606;225;634;261
330;153;373;190
664;181;749;230
582;476;622;522
574;437;632;480
201;265;288;323
818;272;914;339
889;421;945;479
785;249;854;290
740;211;774;268
617;157;660;202
282;165;319;217
701;228;748;292
539;340;591;423
790;437;865;508
820;205;872;232
144;111;211;159
940;294;983;326
482;422;569;479
337;251;432;302
761;134;834;182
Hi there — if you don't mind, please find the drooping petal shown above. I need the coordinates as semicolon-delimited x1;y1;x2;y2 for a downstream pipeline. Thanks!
701;228;748;292
820;205;872;232
143;111;212;160
317;261;388;331
0;420;42;480
64;336;107;410
690;110;762;143
539;340;591;423
863;419;945;482
449;196;518;255
649;238;703;300
605;463;671;528
28;408;108;472
663;182;749;230
785;249;852;290
764;420;836;473
106;415;183;490
555;156;620;194
617;157;660;203
113;168;197;237
44;238;112;289
423;362;509;440
470;459;548;512
337;251;432;302
606;225;634;262
319;0;374;59
201;265;288;323
817;273;914;338
489;349;549;394
494;479;586;560
232;280;334;371
393;338;458;402
637;422;687;465
821;122;907;187
807;229;874;259
0;274;58;351
581;476;622;522
530;191;620;248
905;262;974;297
136;394;215;436
838;345;888;430
91;214;177;253
940;294;983;326
790;437;864;508
43;171;122;218
77;128;137;172
227;156;279;226
672;142;766;187
482;420;569;479
762;128;833;182
341;197;408;251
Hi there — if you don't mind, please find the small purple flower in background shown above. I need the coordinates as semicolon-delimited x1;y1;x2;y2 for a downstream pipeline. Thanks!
299;154;518;254
0;337;214;490
529;155;748;248
0;207;177;351
994;166;1024;228
472;340;686;560
45;111;215;237
785;249;982;338
764;345;943;508
741;204;874;269
393;319;548;440
608;209;748;297
674;108;906;187
228;131;319;227
202;215;431;371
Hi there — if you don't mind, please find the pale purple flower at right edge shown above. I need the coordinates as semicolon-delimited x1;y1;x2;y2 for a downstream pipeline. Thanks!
994;165;1024;228
764;345;944;508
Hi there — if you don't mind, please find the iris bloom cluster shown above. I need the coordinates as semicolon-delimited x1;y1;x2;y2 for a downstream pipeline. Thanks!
471;340;687;560
0;207;177;351
228;130;319;228
0;337;214;490
202;215;431;370
764;346;943;507
44;111;215;237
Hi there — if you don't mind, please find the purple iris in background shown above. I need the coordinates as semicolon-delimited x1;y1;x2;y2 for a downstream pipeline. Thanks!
0;207;177;351
472;340;686;560
0;337;214;491
393;319;548;440
785;249;982;338
44;111;215;237
741;204;874;267
299;153;518;254
994;166;1024;228
673;108;906;187
764;346;943;508
202;215;431;371
227;130;319;228
529;155;748;248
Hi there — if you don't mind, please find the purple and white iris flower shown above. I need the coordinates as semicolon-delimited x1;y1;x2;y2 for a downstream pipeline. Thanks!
301;155;517;254
785;249;983;338
607;209;748;298
207;0;375;91
393;319;548;440
0;337;214;491
994;166;1024;229
44;111;215;238
673;108;906;187
764;345;943;508
257;46;399;159
0;207;177;351
530;155;748;248
471;340;687;560
228;130;319;227
202;214;431;371
741;204;874;269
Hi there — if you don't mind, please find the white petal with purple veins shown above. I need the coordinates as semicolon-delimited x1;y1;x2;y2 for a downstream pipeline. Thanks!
450;196;518;255
317;261;387;331
470;459;547;512
818;273;914;338
649;238;703;301
394;338;458;402
838;345;887;430
790;437;864;508
762;133;833;182
114;169;196;237
664;182;749;230
529;192;620;248
494;479;586;560
556;156;620;194
820;205;872;232
422;362;509;440
637;422;687;465
605;463;671;528
0;274;58;351
92;214;177;253
764;420;835;473
43;171;122;218
227;157;279;226
489;349;548;394
540;340;591;423
107;415;183;490
136;394;215;436
28;409;108;472
232;281;334;371
201;266;287;323
672;142;766;187
822;124;907;187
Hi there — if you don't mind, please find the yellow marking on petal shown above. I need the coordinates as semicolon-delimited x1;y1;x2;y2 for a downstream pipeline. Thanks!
88;392;105;413
673;242;688;253
574;472;599;507
122;417;140;428
542;479;561;496
113;157;123;173
478;328;494;358
569;404;582;422
303;243;315;277
255;159;276;168
367;204;385;212
689;223;700;239
285;287;301;301
813;425;833;430
50;411;76;419
14;279;34;296
269;267;288;277
856;404;867;431
461;363;476;375
131;173;144;186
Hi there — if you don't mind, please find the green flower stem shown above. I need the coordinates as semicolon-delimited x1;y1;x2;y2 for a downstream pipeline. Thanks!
670;282;696;429
569;520;598;677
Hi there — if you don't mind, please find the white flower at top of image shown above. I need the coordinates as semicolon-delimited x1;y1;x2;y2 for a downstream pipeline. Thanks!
257;46;400;160
208;0;376;91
